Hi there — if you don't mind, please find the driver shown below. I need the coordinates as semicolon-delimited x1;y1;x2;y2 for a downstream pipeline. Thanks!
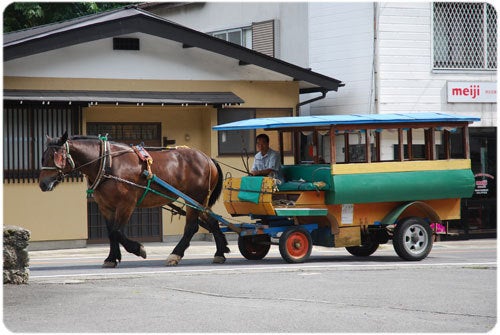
250;134;282;180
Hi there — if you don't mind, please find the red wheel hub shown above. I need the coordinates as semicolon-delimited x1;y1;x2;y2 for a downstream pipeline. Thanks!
286;232;309;258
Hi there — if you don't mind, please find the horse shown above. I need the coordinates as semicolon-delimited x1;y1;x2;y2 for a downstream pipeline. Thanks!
39;132;229;268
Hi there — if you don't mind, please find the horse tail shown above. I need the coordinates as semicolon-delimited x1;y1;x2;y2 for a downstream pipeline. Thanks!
208;158;223;208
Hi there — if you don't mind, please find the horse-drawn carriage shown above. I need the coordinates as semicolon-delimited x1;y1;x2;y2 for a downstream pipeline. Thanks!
213;112;479;263
40;112;478;267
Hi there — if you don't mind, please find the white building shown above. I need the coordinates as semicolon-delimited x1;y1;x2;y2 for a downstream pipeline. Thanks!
146;2;497;237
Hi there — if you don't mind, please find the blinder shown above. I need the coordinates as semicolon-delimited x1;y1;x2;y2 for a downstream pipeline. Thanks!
42;141;76;173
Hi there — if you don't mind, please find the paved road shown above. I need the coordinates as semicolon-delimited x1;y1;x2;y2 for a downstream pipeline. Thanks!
3;238;497;332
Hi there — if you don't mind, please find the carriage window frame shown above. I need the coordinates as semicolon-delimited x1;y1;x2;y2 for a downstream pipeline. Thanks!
329;124;469;164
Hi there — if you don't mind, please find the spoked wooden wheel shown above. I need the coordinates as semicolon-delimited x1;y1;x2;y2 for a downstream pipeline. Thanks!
238;235;271;260
279;227;312;263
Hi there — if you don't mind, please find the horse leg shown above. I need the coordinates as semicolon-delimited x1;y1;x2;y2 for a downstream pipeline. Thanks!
198;214;230;264
113;230;147;259
103;218;123;268
102;205;145;268
167;208;199;266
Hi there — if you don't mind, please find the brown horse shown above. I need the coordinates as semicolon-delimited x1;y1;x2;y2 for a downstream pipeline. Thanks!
39;132;228;268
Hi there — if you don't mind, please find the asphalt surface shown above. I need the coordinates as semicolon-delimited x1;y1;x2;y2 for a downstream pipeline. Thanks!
3;238;498;333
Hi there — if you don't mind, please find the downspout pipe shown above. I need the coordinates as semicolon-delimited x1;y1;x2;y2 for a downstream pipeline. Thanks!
296;89;328;116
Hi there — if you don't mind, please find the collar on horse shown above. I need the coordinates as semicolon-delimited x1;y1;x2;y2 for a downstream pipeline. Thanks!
87;135;112;195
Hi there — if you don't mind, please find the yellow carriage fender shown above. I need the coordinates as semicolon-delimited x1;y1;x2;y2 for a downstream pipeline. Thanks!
380;201;441;226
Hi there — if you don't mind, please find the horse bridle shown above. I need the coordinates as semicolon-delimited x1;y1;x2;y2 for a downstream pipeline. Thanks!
41;138;111;193
41;141;75;174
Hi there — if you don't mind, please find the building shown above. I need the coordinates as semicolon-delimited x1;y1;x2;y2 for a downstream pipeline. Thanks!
3;6;342;249
147;2;497;237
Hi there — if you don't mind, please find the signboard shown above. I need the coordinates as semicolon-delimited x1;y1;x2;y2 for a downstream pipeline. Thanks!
447;81;497;103
474;173;495;197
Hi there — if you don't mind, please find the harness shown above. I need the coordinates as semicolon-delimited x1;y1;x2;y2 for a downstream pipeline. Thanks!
43;138;218;215
132;145;153;179
87;136;112;194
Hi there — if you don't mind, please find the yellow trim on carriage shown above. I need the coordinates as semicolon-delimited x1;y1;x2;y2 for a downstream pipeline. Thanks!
331;159;471;175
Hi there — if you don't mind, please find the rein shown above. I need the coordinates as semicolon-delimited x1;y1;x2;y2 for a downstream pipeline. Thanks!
213;159;250;175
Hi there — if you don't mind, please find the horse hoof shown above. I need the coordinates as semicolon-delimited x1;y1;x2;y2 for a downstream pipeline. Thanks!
213;256;226;264
102;261;117;268
166;254;182;266
139;245;147;259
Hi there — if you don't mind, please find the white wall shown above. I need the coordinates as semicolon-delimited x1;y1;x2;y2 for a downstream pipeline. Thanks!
152;2;309;67
376;2;496;127
308;2;375;115
4;33;290;82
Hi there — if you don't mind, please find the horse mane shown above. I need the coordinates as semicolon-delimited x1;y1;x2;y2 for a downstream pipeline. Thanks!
70;135;101;141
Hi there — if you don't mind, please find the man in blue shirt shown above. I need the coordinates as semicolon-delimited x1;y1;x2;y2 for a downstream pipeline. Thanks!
250;134;281;179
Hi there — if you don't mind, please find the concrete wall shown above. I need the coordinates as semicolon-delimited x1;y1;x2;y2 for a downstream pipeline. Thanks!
376;2;496;127
307;2;375;115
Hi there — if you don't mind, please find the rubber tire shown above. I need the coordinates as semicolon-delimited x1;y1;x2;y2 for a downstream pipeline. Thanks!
279;227;312;263
393;217;433;261
346;241;379;257
238;235;271;260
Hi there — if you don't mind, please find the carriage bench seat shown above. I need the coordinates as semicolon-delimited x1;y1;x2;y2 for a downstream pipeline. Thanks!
278;164;331;191
277;180;329;191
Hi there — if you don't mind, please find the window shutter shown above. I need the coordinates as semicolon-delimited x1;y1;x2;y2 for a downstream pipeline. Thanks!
252;20;275;57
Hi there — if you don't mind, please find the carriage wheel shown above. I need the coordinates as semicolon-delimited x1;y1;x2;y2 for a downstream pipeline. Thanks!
345;240;379;257
238;235;271;260
393;217;433;261
279;227;312;263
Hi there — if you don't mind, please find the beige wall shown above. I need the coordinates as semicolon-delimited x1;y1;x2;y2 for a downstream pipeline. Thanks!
4;77;299;109
3;182;88;241
4;76;299;242
84;106;213;153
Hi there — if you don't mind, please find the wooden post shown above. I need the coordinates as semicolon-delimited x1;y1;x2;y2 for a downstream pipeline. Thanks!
375;131;381;162
463;126;470;159
425;127;436;160
365;129;371;163
398;128;404;161
330;126;336;164
407;128;413;160
444;129;451;160
278;131;284;165
344;132;350;163
293;130;300;164
313;130;318;163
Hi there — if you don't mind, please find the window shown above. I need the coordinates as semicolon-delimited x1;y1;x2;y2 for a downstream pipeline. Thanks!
217;108;292;155
209;20;277;57
433;2;497;70
113;37;140;50
211;27;252;48
86;123;161;146
3;103;82;183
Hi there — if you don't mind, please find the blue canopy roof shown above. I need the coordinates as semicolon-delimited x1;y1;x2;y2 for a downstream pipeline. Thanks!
213;112;480;131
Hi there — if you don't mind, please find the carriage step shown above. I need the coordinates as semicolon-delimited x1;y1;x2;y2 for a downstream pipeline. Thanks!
274;208;328;216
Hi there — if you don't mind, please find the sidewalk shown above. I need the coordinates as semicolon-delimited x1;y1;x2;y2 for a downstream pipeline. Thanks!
27;237;497;260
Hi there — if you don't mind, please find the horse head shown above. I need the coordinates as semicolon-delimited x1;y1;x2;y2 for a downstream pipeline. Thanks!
39;131;71;192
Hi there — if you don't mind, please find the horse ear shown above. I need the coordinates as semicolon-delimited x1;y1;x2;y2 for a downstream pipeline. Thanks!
57;131;68;146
